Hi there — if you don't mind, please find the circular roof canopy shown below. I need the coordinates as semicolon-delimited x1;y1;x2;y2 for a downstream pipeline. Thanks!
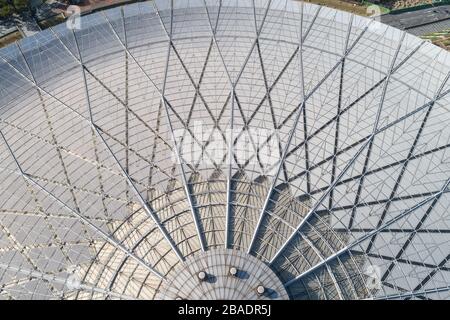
0;0;449;300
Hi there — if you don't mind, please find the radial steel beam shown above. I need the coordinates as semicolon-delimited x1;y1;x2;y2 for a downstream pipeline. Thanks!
329;59;347;209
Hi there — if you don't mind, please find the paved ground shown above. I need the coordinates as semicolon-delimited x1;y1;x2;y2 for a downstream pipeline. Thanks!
407;18;450;36
380;5;450;31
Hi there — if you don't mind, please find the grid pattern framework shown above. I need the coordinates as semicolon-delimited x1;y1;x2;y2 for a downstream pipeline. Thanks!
0;0;449;300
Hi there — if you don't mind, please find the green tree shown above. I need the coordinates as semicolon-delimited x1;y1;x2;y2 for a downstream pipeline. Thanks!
12;0;29;12
0;0;14;19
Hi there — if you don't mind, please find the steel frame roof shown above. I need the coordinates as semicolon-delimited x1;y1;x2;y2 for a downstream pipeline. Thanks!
0;0;449;300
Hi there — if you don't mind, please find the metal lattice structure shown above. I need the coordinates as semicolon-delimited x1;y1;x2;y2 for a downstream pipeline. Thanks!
0;0;449;300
